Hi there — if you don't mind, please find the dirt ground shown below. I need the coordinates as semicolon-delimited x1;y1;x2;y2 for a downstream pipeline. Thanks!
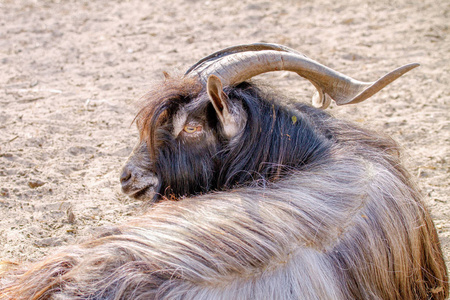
0;0;449;271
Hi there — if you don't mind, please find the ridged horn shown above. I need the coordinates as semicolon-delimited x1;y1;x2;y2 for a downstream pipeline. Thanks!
185;43;419;109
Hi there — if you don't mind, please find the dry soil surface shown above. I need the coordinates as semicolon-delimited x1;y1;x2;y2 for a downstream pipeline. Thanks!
0;0;449;271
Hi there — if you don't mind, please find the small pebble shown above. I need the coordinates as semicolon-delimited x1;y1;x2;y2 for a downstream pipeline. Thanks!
28;180;45;189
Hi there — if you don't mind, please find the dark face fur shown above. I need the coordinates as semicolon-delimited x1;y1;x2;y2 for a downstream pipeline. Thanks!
120;77;331;201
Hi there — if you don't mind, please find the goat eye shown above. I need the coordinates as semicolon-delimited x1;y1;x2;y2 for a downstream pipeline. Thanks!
183;125;202;134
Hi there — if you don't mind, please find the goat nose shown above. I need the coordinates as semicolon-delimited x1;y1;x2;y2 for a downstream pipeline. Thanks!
120;166;133;186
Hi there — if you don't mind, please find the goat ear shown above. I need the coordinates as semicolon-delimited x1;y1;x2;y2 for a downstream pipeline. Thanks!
207;75;240;138
207;75;228;115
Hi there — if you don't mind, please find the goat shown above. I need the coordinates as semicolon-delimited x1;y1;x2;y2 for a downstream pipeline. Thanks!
0;43;448;299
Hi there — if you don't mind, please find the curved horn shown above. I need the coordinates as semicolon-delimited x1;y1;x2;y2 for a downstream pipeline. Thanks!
185;43;419;109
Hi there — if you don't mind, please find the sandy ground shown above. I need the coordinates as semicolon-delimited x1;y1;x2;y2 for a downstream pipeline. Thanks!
0;0;449;270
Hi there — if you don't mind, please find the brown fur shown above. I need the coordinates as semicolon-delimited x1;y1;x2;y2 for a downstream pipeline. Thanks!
136;76;202;160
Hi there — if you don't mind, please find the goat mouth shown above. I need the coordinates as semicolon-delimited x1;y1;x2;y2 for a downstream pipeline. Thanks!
129;185;155;200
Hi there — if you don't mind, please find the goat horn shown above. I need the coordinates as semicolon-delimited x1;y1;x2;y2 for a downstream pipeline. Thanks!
185;43;419;108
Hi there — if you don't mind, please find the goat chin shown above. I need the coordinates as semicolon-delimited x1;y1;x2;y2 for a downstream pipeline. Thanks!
1;146;447;299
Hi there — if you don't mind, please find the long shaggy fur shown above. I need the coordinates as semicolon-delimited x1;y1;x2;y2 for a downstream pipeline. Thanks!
1;76;448;299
